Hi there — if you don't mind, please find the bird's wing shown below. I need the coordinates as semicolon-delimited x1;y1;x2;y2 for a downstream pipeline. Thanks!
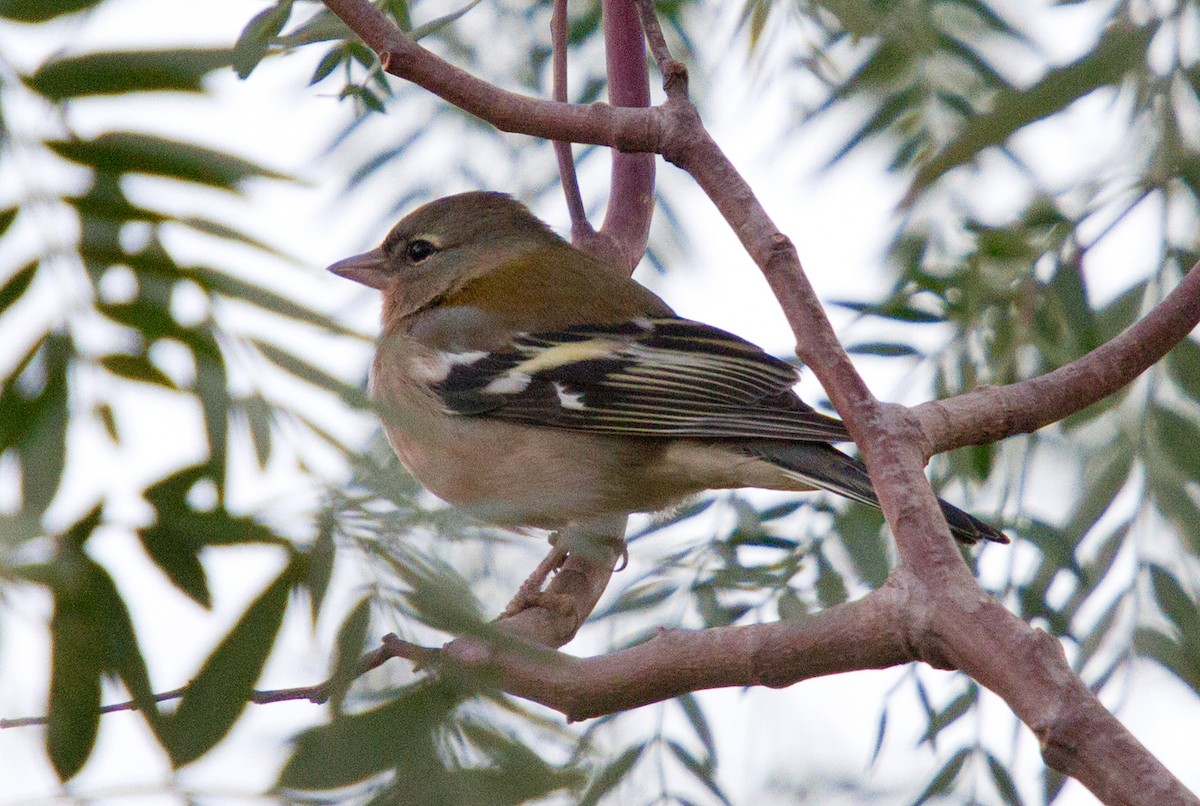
424;317;851;442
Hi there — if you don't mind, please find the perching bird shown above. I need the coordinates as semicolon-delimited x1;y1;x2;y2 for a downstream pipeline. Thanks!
329;191;1006;546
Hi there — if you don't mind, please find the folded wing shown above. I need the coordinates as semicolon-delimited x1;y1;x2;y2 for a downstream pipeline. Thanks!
429;317;851;443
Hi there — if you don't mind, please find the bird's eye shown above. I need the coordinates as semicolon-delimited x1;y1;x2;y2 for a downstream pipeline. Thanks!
405;239;437;263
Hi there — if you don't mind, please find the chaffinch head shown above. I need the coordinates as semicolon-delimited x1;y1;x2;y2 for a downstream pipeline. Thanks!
329;191;1006;545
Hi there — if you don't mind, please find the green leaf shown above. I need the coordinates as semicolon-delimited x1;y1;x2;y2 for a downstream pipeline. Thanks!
140;466;213;606
94;402;118;442
676;693;717;764
1135;627;1199;690
164;560;296;767
233;0;295;79
341;84;386;113
26;49;232;100
665;740;731;805
847;341;922;357
578;743;646;806
0;261;37;318
326;597;371;716
280;679;465;790
592;581;675;619
835;504;888;587
454;719;587;804
1066;439;1134;540
188;265;362;337
1145;450;1200;550
985;752;1022;806
99;353;176;388
776;586;809;620
1149;405;1200;481
1148;565;1200;645
309;45;346;85
45;546;103;780
183;330;230;496
137;515;212;609
409;0;485;40
0;0;98;22
49;132;289;192
238;395;274;469
13;333;71;516
913;747;971;805
303;513;336;625
912;22;1156;192
814;548;848;607
1077;589;1127;668
379;544;486;635
1166;338;1200;399
253;339;372;409
278;7;355;47
830;298;945;323
0;206;17;237
920;685;978;745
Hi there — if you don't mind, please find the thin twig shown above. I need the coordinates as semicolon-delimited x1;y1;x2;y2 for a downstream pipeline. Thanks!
634;0;687;98
550;0;591;243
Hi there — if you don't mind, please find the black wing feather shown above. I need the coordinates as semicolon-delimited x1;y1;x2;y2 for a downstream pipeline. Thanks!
431;317;851;442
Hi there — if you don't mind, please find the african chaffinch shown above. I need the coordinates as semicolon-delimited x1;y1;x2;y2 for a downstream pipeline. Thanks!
328;191;1006;546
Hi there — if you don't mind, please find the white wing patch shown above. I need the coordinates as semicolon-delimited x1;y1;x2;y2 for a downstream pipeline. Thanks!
553;382;587;410
411;350;488;382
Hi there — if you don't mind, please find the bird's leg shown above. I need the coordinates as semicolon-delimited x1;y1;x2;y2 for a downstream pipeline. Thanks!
499;517;628;618
500;536;571;617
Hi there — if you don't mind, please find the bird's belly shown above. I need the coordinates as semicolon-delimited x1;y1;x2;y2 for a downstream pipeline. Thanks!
385;418;693;528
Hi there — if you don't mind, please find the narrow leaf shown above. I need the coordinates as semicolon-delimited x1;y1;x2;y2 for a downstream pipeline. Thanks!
49;132;289;191
326;597;371;715
0;0;98;22
26;49;232;99
913;747;971;805
233;0;295;79
165;560;296;766
0;261;37;318
45;549;103;781
99;353;176;388
579;744;645;806
912;22;1156;191
280;679;465;789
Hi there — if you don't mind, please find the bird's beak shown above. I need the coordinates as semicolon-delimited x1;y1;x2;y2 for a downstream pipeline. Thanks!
327;248;390;290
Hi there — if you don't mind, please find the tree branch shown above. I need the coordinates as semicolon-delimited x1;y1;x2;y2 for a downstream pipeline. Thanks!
913;259;1200;456
390;583;913;720
596;0;655;273
323;0;662;151
550;0;589;244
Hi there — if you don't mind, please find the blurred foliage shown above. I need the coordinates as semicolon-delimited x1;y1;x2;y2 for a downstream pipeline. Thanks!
0;0;1199;803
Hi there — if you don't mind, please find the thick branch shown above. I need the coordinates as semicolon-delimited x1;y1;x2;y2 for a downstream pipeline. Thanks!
914;259;1200;456
323;0;662;151
924;588;1194;805
597;0;655;273
395;584;912;720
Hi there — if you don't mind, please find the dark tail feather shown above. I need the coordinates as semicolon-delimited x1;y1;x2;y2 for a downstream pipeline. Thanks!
747;441;1008;546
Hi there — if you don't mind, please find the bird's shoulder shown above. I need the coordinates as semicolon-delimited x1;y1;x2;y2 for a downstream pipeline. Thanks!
441;242;674;327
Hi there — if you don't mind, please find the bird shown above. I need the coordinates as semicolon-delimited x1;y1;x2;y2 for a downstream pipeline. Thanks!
327;191;1006;548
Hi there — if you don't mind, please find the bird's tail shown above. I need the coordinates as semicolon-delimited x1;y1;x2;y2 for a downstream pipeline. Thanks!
745;441;1008;546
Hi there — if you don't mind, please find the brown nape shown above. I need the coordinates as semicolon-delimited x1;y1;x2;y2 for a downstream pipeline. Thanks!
443;245;673;328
